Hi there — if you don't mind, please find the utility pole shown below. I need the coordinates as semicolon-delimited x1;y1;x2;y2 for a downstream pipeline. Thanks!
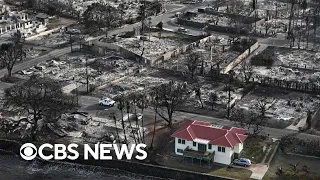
148;17;152;41
69;33;73;52
227;70;234;119
85;56;89;93
75;80;79;105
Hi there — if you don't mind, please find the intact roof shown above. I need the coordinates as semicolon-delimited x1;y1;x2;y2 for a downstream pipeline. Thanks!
172;120;247;148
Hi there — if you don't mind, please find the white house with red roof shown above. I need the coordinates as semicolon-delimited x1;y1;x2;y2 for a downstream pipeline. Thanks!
171;120;247;165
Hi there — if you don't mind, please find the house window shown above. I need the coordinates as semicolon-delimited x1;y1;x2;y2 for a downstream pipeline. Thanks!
208;144;212;149
178;139;181;144
177;149;183;153
193;142;196;146
182;139;185;144
218;146;225;153
198;143;207;152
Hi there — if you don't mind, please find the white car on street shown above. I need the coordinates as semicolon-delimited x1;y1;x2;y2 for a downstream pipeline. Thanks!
99;98;115;106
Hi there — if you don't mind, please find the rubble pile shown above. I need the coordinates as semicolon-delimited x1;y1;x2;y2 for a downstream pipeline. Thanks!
187;83;242;108
28;32;70;47
16;53;141;92
113;36;185;60
57;112;142;145
237;90;320;122
165;43;239;72
70;0;140;20
25;49;43;59
192;14;233;27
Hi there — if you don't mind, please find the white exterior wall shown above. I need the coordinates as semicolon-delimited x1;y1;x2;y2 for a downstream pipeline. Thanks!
174;138;190;155
212;145;234;165
174;137;235;165
234;143;243;154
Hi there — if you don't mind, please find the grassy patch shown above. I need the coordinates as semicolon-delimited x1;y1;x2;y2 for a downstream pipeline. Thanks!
208;166;252;180
241;136;269;163
264;142;278;164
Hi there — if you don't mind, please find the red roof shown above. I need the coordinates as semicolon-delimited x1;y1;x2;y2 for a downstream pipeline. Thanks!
172;120;247;148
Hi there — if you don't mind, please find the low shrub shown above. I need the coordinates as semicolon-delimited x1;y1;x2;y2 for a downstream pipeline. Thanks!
251;54;275;67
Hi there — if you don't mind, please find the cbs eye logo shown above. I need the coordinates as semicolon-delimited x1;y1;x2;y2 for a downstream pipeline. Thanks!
20;143;37;160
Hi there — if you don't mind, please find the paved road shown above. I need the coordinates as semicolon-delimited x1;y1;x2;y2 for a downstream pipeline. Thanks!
0;2;319;142
0;46;75;78
79;96;320;141
0;3;190;90
0;2;291;81
87;3;200;42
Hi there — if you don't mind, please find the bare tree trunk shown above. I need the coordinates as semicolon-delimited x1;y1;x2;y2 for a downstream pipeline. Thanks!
127;105;137;144
288;0;295;35
120;110;127;144
113;115;120;146
7;67;12;77
134;102;142;143
307;24;310;48
150;105;157;149
141;108;145;143
31;112;38;141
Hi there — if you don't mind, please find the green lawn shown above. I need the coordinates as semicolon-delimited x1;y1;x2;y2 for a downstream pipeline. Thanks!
158;155;252;180
208;166;252;180
241;136;270;163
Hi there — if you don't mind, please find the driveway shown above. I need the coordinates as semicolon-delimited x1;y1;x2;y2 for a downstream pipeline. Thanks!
249;164;269;180
230;163;268;180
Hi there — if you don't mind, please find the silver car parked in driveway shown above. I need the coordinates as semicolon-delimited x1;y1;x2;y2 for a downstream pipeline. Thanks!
233;158;251;167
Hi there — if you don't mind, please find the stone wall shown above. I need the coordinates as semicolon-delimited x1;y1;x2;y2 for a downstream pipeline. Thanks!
223;41;259;73
177;18;249;34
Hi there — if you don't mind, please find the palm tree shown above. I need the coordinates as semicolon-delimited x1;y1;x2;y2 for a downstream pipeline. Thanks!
119;3;125;26
149;94;159;150
126;99;137;144
227;70;235;118
128;92;142;143
114;94;127;144
136;91;148;143
288;0;296;38
112;114;120;146
306;16;310;48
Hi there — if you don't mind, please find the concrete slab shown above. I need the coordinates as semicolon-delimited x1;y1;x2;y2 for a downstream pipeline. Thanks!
249;164;269;180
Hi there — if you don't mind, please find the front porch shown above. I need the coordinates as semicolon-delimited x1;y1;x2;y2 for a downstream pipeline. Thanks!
183;146;215;168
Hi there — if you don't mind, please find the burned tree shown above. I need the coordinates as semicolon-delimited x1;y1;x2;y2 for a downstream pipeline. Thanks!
306;110;312;129
136;91;149;143
186;52;201;79
83;3;120;33
149;88;159;150
125;98;137;144
193;83;204;108
151;81;190;127
4;76;77;140
241;62;254;83
263;21;273;36
209;92;218;110
255;97;274;117
114;94;128;144
0;35;24;77
230;109;265;136
156;21;163;38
